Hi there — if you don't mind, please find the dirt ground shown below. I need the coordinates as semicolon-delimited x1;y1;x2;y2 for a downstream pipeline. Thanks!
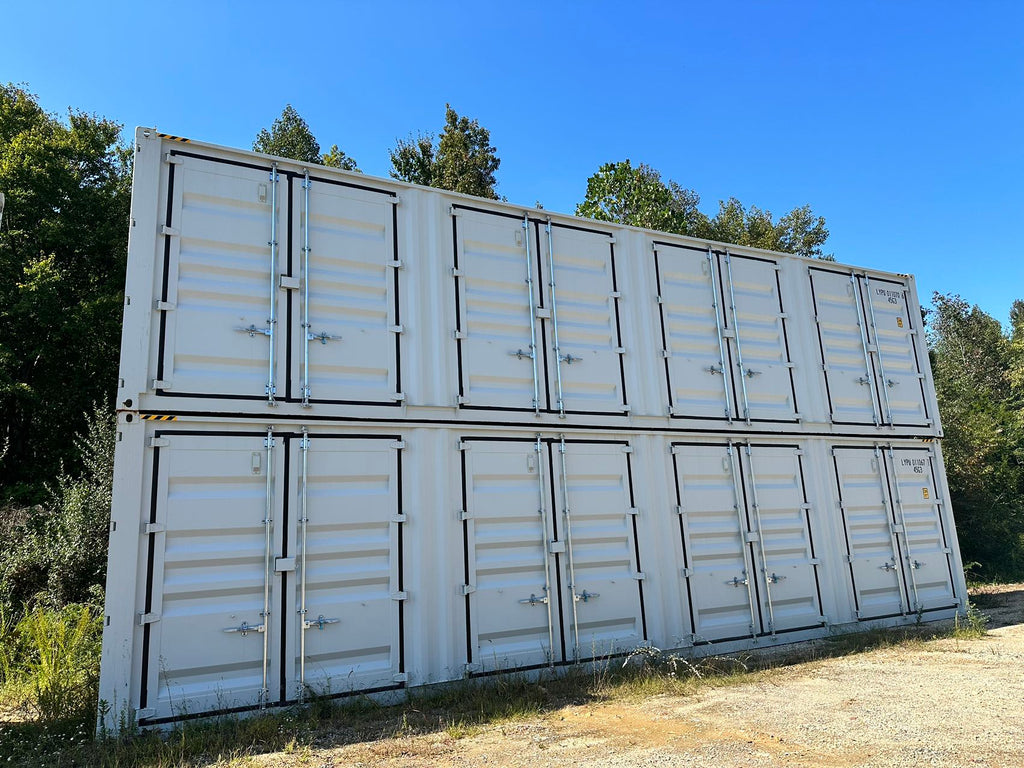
249;585;1024;768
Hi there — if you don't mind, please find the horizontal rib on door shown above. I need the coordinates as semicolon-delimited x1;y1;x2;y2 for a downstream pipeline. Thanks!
809;268;881;425
861;278;930;426
655;243;734;419
289;437;402;697
453;209;540;410
296;178;400;405
158;155;286;399
542;224;628;414
142;433;280;720
832;447;908;619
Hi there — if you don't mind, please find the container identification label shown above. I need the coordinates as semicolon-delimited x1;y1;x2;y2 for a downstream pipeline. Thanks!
876;287;903;305
901;457;928;475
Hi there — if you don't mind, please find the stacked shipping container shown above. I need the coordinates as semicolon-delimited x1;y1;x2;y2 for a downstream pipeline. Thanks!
99;128;967;728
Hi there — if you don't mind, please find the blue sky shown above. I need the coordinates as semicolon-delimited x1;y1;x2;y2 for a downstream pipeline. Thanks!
3;1;1021;325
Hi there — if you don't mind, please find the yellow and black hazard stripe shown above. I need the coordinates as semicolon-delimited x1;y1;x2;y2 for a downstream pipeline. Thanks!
156;132;190;143
141;414;177;422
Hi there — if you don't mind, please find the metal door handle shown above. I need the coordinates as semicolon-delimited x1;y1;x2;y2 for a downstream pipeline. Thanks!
727;576;749;587
223;621;265;637
301;614;340;630
560;353;582;365
236;324;272;338
510;348;535;360
519;593;548;606
306;331;338;344
706;364;723;375
744;368;762;378
765;572;786;584
880;562;897;572
574;590;600;602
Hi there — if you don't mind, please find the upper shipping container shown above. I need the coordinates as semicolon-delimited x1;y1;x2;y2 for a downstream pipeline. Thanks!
117;129;939;436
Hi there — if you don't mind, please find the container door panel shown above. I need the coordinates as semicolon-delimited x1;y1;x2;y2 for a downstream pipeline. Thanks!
656;244;733;419
454;210;539;410
809;269;879;424
543;226;627;414
555;442;644;659
159;156;286;398
295;438;401;696
672;444;758;642
887;449;957;611
143;434;278;719
862;279;929;426
726;255;798;422
743;446;824;633
463;441;558;670
832;448;906;619
300;181;398;404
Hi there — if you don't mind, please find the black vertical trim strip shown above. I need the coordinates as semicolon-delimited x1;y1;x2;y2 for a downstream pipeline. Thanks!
392;204;402;397
652;248;673;410
452;216;464;399
396;445;405;675
832;451;861;616
795;452;825;619
775;270;800;418
138;444;162;711
623;451;647;640
807;271;836;421
460;448;471;664
608;243;629;412
547;444;566;662
156;164;175;383
670;451;697;635
279;438;290;703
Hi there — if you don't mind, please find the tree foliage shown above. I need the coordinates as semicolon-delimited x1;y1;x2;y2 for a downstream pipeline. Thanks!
928;293;1024;580
576;160;831;258
254;104;359;171
0;84;129;501
390;105;500;199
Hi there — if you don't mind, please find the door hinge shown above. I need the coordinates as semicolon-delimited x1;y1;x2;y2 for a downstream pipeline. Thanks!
148;437;169;448
274;557;296;573
142;522;165;535
153;300;175;311
390;441;406;450
461;584;476;596
548;540;566;554
279;275;300;290
160;225;180;237
137;612;160;626
164;152;183;165
391;591;409;601
392;672;408;682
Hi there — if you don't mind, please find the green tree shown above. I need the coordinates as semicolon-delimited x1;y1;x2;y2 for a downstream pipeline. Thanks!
928;293;1024;580
254;104;359;171
576;160;831;258
0;84;130;501
389;105;500;199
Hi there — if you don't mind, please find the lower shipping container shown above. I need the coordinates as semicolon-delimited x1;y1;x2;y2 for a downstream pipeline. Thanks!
99;417;966;728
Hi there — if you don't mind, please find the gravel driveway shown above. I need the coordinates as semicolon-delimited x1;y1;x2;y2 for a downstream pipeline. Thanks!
253;585;1024;768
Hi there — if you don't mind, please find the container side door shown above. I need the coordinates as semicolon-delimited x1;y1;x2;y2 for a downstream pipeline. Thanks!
742;446;824;633
158;155;286;399
809;269;880;424
299;179;399;404
861;278;930;426
463;440;560;670
292;437;402;697
672;444;759;642
831;447;907;619
542;225;628;414
452;209;540;410
655;244;734;420
141;433;279;720
886;448;957;611
724;255;799;422
554;442;645;659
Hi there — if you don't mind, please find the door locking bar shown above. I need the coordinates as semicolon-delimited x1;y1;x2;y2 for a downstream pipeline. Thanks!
546;220;567;417
863;275;894;425
873;445;910;614
744;443;777;635
266;164;280;406
259;426;274;707
726;442;759;638
886;447;922;611
574;590;600;603
523;214;541;415
558;436;581;658
707;247;733;421
534;435;555;666
724;251;752;424
519;594;549;606
851;273;881;425
302;615;339;630
223;621;265;637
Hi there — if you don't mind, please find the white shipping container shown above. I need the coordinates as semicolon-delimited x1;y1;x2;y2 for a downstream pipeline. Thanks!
117;130;939;437
100;129;965;731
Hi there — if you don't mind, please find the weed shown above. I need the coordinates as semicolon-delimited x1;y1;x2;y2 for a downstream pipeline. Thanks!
953;601;989;639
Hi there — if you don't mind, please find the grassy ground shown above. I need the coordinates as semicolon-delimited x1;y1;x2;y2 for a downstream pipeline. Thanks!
0;603;990;768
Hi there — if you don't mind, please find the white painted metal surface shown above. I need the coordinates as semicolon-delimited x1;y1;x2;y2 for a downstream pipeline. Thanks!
100;129;966;733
